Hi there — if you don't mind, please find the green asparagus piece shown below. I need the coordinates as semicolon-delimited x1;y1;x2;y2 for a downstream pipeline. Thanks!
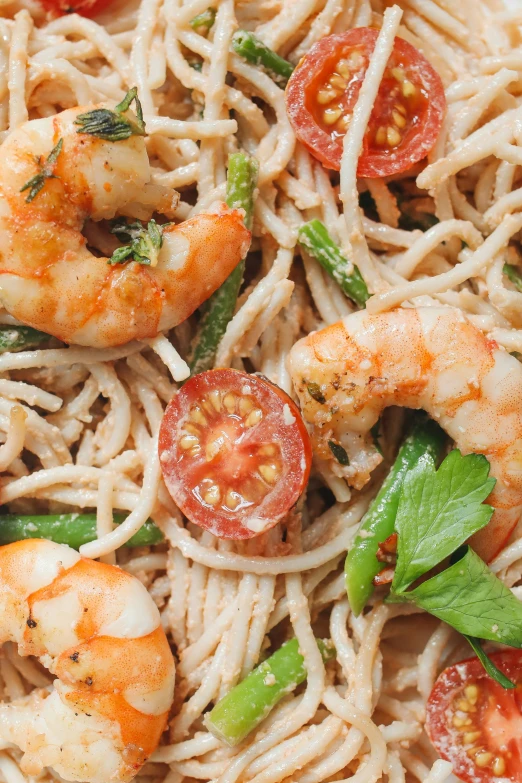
0;513;163;550
345;415;446;616
0;325;50;353
298;220;370;309
189;153;258;376
189;8;215;33
504;263;522;292
231;30;294;88
205;637;335;746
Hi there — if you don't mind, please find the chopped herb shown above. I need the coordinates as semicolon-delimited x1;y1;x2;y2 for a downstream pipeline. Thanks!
20;138;63;203
328;440;349;466
307;382;325;404
109;218;166;266
75;87;146;142
189;7;215;32
370;420;382;454
504;263;522;292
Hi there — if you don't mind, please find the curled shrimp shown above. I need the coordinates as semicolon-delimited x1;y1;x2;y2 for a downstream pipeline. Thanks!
0;103;251;348
0;539;175;783
288;306;522;562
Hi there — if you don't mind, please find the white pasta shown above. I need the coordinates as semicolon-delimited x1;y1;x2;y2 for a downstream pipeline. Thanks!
0;1;519;782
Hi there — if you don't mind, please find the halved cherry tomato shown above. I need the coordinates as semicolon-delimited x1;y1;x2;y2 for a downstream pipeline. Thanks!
158;369;312;539
39;0;111;17
285;28;446;177
426;651;522;782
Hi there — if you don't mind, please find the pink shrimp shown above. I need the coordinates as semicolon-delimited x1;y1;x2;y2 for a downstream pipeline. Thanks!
288;306;522;562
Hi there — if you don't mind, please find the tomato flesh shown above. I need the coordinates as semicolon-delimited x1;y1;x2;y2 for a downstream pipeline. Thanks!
285;28;446;177
426;651;522;782
159;370;312;539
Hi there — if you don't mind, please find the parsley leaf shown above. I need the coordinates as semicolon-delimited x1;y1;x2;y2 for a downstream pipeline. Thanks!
395;547;522;647
464;636;515;689
392;450;495;592
109;218;166;266
75;87;146;142
20;138;63;202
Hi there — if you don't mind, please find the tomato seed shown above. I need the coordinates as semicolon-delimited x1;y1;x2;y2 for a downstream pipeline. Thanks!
492;757;506;776
475;752;493;768
317;89;337;104
392;110;406;129
329;74;347;90
180;434;199;449
245;409;263;427
387;126;401;147
463;731;481;744
402;80;416;97
323;107;343;125
464;685;479;704
238;397;254;416
223;393;237;412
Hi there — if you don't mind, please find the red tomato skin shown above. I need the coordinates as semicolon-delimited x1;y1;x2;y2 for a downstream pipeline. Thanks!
159;370;312;540
426;650;522;783
285;28;446;177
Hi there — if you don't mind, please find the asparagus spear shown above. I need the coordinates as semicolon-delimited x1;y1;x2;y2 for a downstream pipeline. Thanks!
231;31;294;87
189;153;258;376
298;220;370;308
0;513;163;550
205;637;335;746
0;325;50;353
345;415;445;616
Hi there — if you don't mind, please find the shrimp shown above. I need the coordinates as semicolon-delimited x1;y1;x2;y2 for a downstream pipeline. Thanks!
0;103;251;348
0;539;175;783
288;306;522;562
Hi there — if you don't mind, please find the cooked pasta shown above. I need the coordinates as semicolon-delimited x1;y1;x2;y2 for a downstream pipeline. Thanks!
0;0;519;782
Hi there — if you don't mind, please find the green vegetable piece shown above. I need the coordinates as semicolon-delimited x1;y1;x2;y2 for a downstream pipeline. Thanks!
465;636;515;689
0;326;50;353
109;218;166;266
504;263;522;292
328;440;349;466
189;153;258;376
21;138;63;203
205;637;335;746
393;546;522;647
75;87;146;142
0;513;163;550
345;415;445;617
189;7;215;32
392;450;496;593
298;220;369;308
307;382;325;404
231;30;294;87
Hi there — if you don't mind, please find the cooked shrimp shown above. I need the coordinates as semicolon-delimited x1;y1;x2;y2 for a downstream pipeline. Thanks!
0;539;175;783
0;103;251;348
288;306;522;562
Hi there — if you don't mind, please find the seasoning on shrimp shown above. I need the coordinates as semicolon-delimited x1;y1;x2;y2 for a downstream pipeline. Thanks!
0;102;251;348
0;539;175;783
289;306;522;563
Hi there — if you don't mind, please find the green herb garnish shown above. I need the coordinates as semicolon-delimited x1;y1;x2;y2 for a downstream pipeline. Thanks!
387;449;522;687
109;218;165;266
20;138;63;203
189;7;215;32
307;382;325;404
75;88;146;142
328;440;349;466
504;263;522;292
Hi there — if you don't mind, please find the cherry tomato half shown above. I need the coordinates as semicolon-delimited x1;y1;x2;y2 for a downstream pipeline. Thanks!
39;0;111;17
285;28;446;177
159;369;312;539
426;650;522;783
